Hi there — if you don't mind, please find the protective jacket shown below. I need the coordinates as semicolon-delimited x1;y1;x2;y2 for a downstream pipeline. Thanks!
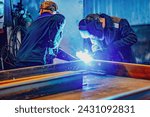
85;14;137;63
15;13;71;67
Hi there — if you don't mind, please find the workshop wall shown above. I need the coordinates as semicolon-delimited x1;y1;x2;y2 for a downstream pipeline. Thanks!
53;0;83;55
13;0;43;20
83;0;150;25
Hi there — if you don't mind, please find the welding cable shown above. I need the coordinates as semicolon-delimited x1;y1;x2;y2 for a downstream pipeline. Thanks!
1;26;25;68
0;46;5;70
0;45;15;70
9;26;26;57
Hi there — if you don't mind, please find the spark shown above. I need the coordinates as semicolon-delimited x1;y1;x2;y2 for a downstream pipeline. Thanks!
76;50;93;64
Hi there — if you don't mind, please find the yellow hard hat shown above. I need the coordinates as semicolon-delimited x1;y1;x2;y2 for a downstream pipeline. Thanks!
40;1;58;12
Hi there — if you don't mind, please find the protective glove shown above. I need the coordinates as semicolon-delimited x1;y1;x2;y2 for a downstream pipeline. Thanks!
46;54;55;64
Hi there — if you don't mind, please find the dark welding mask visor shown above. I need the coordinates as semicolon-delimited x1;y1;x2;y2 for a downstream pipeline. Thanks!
79;19;88;30
87;20;104;39
79;19;91;38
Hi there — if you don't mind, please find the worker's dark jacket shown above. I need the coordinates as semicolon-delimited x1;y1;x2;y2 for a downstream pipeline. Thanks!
15;13;74;68
85;14;137;63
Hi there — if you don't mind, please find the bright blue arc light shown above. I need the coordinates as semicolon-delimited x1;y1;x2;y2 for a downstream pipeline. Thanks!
76;51;93;64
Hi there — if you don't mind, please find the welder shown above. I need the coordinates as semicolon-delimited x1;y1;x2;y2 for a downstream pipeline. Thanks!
15;1;76;68
79;13;137;63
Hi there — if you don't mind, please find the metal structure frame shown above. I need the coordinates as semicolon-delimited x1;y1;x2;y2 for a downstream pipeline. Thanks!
0;60;150;100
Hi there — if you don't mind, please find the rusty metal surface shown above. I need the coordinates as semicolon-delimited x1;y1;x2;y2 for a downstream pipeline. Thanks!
91;60;150;79
0;61;150;100
0;61;85;81
34;74;150;100
1;60;150;82
0;71;73;87
0;71;84;100
103;86;150;100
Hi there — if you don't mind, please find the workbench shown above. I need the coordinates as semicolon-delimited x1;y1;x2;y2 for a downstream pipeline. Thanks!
0;60;150;100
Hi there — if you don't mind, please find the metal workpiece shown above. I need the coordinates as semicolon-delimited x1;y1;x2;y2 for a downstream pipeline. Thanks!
0;60;150;81
0;71;84;100
0;60;150;100
0;61;85;80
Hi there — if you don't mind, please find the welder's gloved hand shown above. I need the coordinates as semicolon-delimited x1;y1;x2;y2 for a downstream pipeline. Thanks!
46;54;56;64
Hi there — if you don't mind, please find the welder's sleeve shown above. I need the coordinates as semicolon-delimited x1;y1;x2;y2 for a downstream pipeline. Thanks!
83;38;93;54
108;19;137;50
56;48;78;61
48;14;66;48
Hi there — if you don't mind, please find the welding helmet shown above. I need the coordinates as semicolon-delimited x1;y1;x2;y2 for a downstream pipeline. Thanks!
40;1;58;14
79;14;104;39
79;19;91;39
85;14;104;39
